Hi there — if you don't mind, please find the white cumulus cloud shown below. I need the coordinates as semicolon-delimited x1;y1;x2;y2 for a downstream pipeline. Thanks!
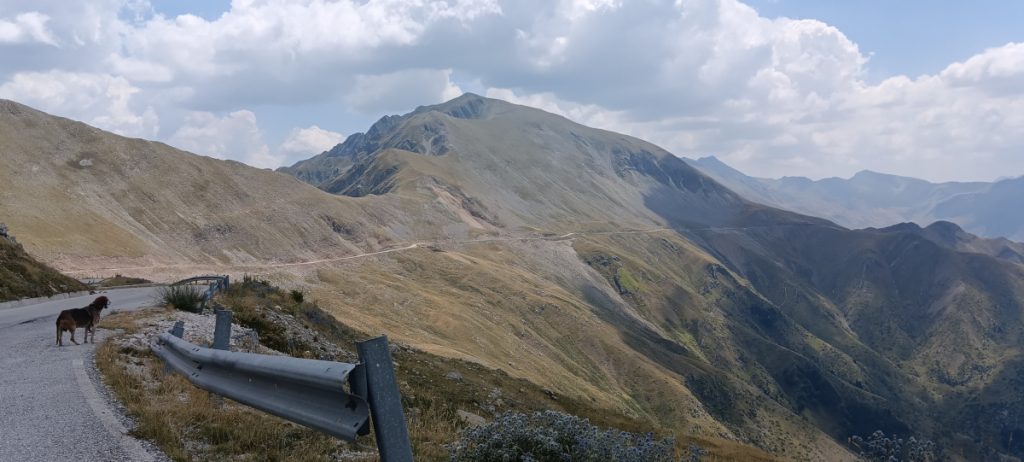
347;69;463;114
0;12;58;46
0;70;158;138
280;125;346;157
168;110;279;168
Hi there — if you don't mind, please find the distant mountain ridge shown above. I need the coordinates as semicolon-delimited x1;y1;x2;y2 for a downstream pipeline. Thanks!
686;156;1023;241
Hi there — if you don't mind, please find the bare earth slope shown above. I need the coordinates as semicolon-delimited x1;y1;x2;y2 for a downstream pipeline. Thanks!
7;95;1024;459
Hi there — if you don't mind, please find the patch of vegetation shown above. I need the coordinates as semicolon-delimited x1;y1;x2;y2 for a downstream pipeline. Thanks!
578;248;645;296
447;410;681;462
848;431;938;462
289;289;304;303
157;284;204;312
219;275;312;355
616;267;642;294
0;235;86;301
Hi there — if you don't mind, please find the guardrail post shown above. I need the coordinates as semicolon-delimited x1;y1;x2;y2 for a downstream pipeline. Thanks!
165;321;185;374
213;309;232;350
170;321;185;338
223;275;230;289
356;336;413;462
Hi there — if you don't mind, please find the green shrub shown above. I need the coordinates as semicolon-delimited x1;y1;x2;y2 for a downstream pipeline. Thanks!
158;285;204;313
289;289;304;303
447;410;679;462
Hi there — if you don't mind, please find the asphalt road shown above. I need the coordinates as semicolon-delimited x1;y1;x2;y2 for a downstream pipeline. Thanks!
0;287;164;461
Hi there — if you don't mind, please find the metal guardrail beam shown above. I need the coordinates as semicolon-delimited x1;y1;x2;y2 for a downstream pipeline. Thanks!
153;332;370;441
171;275;229;286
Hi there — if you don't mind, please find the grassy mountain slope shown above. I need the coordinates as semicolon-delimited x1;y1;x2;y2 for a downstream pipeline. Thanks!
869;221;1024;264
0;99;464;275
285;94;1024;459
0;229;86;301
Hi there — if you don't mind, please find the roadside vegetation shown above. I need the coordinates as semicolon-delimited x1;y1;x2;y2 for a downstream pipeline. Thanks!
0;231;86;301
97;275;778;461
448;410;682;461
156;284;204;312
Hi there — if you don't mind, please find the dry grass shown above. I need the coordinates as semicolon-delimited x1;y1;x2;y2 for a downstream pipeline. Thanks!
95;311;376;462
216;277;780;461
95;280;778;462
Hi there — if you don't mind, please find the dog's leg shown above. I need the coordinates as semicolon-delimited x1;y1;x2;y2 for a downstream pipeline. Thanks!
56;324;61;346
70;328;79;346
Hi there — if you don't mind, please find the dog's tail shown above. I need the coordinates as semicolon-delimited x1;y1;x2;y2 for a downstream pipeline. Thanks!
55;321;60;346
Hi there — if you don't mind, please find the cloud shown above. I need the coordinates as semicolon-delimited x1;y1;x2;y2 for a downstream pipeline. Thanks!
346;69;463;114
105;54;173;82
168;110;279;168
0;12;58;45
280;125;346;157
0;0;1021;180
0;70;158;138
940;42;1024;95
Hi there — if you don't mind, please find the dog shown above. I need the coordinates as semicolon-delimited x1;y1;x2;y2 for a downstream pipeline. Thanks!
56;296;109;346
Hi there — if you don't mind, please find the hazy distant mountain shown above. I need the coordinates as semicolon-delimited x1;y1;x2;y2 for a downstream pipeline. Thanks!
931;177;1024;241
7;94;1024;459
686;156;1024;241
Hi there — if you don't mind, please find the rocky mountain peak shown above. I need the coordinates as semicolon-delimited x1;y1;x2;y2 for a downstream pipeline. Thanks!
414;92;497;120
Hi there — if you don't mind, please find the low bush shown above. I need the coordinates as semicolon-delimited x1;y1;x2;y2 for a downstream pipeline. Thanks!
447;410;679;462
157;284;204;312
849;430;938;462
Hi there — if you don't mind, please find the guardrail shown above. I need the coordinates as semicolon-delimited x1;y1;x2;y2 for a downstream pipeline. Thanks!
152;312;412;461
171;275;229;313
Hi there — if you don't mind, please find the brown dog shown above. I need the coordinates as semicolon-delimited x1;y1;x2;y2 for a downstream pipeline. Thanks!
56;296;109;346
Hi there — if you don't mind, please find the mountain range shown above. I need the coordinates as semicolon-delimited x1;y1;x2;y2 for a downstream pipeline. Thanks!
687;155;1024;241
4;94;1024;460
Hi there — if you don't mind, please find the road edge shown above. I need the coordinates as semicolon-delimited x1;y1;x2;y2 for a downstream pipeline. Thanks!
73;358;156;462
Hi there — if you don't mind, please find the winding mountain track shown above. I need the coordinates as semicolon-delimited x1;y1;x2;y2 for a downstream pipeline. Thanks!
66;224;812;276
0;287;165;461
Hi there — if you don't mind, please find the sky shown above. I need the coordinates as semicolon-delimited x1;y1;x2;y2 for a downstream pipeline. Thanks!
0;1;1022;182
